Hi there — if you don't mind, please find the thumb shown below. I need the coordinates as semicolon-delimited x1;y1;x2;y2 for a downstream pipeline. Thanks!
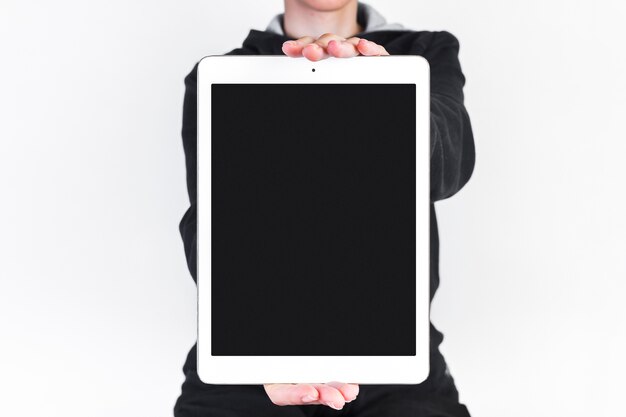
263;383;320;406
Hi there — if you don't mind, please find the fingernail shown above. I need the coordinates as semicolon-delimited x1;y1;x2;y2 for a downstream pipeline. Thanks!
302;394;318;402
327;402;342;410
345;393;358;403
283;41;296;47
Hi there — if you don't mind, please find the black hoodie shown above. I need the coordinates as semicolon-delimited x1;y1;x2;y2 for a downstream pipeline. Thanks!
178;18;476;376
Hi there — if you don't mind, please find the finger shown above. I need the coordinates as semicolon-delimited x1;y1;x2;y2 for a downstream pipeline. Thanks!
302;33;345;61
263;383;320;406
302;42;329;61
356;39;390;56
345;36;363;47
325;381;360;402
326;39;359;58
311;383;346;410
282;36;315;57
314;33;347;48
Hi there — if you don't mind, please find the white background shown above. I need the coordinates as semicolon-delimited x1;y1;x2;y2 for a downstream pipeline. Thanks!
1;0;625;416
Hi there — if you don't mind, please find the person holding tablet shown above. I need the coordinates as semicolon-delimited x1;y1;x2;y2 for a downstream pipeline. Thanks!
174;1;475;416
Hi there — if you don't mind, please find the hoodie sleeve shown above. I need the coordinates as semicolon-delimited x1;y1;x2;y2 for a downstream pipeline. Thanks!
424;31;476;202
179;62;199;283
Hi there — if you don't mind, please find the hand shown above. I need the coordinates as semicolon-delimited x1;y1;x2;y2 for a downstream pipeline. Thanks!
282;33;390;61
264;381;359;410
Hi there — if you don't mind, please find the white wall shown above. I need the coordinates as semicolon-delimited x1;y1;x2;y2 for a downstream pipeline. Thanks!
1;1;624;416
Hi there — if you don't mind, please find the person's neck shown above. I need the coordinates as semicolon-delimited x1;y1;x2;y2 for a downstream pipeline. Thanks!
282;0;363;39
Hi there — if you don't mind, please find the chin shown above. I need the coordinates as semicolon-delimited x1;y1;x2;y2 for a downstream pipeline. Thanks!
297;0;356;12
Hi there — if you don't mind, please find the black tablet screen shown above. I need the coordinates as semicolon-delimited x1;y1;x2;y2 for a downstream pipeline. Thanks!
211;84;416;356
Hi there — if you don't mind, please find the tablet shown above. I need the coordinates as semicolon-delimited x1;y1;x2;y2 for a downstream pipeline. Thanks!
196;55;430;384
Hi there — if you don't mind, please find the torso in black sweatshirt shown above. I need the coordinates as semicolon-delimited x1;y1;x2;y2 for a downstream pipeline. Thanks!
178;23;476;379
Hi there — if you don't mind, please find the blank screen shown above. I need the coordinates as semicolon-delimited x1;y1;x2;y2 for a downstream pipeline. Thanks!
210;84;416;356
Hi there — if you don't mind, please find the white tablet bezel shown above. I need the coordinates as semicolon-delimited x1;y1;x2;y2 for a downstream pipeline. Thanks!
196;55;430;384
